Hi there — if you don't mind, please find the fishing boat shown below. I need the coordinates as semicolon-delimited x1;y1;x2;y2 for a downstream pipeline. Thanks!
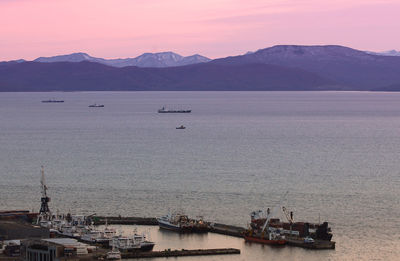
158;106;191;113
80;229;104;243
109;233;155;252
88;103;105;107
157;212;194;232
41;99;64;103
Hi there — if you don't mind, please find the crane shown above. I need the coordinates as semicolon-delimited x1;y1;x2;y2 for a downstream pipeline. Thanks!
39;166;51;216
282;206;294;224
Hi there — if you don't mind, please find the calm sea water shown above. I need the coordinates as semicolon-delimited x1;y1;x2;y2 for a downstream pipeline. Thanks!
0;91;399;260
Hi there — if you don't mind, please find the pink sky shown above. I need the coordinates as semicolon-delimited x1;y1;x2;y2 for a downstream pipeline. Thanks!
1;0;399;60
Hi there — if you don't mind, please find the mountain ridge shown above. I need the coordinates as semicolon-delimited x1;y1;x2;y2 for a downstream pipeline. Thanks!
33;51;211;68
211;45;400;90
2;45;400;92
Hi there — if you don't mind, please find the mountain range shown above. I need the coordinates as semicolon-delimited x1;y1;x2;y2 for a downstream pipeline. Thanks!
1;45;400;91
33;52;211;68
366;50;400;56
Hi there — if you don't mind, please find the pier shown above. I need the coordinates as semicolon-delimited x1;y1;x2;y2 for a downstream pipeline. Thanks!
94;216;335;250
120;248;240;259
94;216;158;225
209;223;246;238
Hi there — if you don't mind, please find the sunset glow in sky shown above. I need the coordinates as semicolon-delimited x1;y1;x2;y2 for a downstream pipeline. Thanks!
1;0;399;60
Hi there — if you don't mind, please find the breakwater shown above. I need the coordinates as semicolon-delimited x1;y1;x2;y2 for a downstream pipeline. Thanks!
120;248;240;259
94;216;157;225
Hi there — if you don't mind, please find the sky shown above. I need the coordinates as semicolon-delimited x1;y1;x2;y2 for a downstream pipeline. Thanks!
0;0;399;60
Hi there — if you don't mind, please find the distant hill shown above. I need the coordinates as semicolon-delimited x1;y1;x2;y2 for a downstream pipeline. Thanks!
1;45;400;92
33;52;211;68
212;45;400;90
0;61;333;92
366;50;400;56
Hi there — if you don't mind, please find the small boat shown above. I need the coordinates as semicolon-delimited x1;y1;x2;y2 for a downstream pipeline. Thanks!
106;244;121;260
41;99;64;103
158;106;191;113
176;125;186;129
88;104;105;107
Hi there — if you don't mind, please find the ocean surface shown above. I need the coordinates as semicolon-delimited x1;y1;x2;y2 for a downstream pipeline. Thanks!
0;91;399;260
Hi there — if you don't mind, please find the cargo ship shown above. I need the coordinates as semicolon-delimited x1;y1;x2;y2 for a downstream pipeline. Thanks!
158;106;191;113
244;209;286;245
247;207;333;246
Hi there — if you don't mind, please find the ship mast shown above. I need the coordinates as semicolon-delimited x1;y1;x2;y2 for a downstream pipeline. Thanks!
39;166;51;217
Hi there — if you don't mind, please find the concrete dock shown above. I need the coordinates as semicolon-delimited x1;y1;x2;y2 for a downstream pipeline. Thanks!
120;248;241;259
95;216;335;250
208;223;246;238
0;220;49;240
94;216;158;225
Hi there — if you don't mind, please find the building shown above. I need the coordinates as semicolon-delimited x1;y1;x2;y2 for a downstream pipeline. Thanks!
23;238;92;261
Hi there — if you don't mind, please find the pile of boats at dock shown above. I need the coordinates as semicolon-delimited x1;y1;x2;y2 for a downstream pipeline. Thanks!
243;207;335;249
37;214;155;252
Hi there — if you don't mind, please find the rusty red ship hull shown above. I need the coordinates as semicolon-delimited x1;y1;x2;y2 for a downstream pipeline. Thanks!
244;235;287;245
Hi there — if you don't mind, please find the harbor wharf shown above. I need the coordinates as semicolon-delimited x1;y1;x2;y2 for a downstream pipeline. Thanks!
119;248;241;259
94;216;247;237
93;216;158;225
95;216;335;250
28;248;241;260
0;220;49;240
208;223;246;238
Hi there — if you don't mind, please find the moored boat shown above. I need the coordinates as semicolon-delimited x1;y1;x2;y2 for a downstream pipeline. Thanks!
157;212;193;233
109;232;155;252
244;209;286;245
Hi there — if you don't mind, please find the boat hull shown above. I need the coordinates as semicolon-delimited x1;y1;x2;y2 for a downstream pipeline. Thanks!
158;221;192;233
140;242;155;252
158;110;191;113
244;236;287;245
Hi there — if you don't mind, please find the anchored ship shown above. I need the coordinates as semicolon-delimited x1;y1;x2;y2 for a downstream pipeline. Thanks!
88;103;105;107
41;99;64;103
158;106;191;113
